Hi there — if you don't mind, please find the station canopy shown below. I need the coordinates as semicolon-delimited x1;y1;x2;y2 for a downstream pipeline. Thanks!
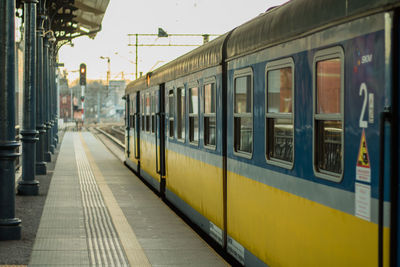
17;0;110;47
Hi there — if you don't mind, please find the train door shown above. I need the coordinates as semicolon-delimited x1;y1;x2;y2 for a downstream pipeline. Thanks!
134;92;140;166
125;94;130;158
156;84;166;195
128;92;140;172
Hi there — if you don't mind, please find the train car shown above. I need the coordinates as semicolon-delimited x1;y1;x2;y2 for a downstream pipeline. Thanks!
125;0;400;266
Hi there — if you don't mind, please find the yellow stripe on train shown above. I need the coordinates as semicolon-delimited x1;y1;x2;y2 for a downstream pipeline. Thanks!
166;148;224;231
136;138;390;266
227;171;390;266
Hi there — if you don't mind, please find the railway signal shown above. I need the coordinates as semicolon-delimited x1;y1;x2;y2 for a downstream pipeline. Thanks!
79;63;86;86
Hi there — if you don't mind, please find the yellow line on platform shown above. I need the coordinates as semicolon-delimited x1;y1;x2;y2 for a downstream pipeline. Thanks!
79;133;151;267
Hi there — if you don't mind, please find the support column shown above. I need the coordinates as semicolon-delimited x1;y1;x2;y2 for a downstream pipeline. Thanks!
18;0;40;195
0;0;22;240
48;45;54;154
35;5;46;175
49;47;55;154
43;35;51;162
54;69;59;146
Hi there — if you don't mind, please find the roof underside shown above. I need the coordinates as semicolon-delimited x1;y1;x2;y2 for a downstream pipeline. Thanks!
14;0;110;44
49;0;110;43
72;0;109;37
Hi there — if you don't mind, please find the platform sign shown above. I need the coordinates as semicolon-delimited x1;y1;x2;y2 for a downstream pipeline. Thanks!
356;129;371;183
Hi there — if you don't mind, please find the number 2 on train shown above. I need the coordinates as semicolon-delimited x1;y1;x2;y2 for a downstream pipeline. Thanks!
359;83;368;128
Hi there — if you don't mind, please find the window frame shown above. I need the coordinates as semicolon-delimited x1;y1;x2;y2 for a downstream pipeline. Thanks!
312;46;344;182
188;82;199;146
233;67;253;159
203;77;217;150
265;57;295;169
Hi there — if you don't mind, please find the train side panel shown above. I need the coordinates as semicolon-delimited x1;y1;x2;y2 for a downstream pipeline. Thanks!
165;67;226;244
140;88;161;191
226;13;389;266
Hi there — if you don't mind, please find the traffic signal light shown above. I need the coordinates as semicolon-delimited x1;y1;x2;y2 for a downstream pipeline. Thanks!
79;63;86;85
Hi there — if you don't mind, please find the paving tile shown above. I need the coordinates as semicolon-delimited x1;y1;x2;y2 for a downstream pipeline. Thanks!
33;238;87;251
29;251;90;265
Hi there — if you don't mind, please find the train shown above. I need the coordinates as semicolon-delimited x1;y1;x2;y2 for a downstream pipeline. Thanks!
124;0;400;265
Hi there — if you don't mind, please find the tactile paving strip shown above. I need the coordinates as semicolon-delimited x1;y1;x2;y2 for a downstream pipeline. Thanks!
74;135;129;266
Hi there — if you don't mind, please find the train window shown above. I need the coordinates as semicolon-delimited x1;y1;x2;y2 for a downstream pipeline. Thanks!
313;47;344;181
177;87;186;141
265;58;294;167
189;87;199;144
141;94;145;131
151;93;156;134
168;89;174;138
234;69;253;155
204;82;216;148
130;95;135;130
145;93;150;132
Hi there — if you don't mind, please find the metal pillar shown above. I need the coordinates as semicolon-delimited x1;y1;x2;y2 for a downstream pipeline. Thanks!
50;48;56;152
43;35;51;162
35;6;46;175
54;70;59;146
0;0;22;240
48;45;54;154
18;0;39;195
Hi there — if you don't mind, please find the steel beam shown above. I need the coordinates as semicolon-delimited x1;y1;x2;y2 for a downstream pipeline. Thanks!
0;0;22;240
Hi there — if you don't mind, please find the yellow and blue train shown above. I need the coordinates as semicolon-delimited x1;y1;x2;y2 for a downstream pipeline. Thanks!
125;0;400;265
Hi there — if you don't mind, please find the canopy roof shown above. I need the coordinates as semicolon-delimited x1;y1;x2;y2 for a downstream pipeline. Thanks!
16;0;110;44
71;0;109;38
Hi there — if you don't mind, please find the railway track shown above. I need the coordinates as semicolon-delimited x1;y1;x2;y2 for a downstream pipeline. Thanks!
91;126;125;150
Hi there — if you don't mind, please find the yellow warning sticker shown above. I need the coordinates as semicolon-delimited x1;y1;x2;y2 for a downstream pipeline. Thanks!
356;129;371;183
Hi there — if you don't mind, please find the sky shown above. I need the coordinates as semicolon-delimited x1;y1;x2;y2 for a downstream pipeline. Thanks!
58;0;289;83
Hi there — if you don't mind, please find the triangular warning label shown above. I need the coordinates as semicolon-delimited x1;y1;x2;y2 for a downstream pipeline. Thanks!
357;129;370;168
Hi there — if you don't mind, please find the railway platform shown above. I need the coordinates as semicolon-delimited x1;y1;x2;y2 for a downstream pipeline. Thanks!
1;131;228;266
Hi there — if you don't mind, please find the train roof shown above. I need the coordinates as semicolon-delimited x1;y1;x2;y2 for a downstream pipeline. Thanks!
125;33;229;94
126;0;400;94
226;0;400;59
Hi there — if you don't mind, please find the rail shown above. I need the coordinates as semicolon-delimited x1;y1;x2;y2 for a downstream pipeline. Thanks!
93;127;125;150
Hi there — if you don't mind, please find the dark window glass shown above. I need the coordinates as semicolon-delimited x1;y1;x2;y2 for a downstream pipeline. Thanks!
266;66;293;163
315;56;342;175
316;58;341;114
234;76;252;113
234;74;252;154
267;67;293;113
189;87;198;143
168;89;174;138
204;116;216;147
177;87;185;140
